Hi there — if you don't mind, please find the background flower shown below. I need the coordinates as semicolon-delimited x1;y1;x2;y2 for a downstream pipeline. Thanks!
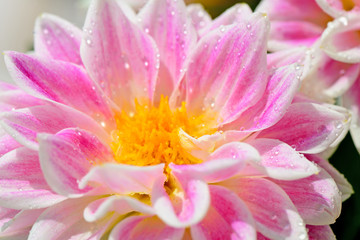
0;0;86;82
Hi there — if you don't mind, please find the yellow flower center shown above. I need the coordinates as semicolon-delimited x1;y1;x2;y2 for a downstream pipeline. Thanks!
342;0;355;10
110;96;217;173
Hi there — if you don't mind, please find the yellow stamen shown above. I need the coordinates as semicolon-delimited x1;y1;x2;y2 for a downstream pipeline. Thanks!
110;96;217;174
342;0;355;10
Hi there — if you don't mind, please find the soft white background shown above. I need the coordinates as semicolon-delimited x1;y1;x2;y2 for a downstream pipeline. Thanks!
0;0;87;82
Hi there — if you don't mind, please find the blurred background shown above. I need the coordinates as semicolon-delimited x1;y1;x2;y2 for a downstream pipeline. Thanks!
0;0;358;239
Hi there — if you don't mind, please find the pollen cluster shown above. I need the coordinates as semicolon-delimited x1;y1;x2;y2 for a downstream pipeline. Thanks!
110;96;217;172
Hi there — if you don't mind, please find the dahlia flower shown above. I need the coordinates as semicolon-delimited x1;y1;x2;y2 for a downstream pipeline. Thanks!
0;0;353;239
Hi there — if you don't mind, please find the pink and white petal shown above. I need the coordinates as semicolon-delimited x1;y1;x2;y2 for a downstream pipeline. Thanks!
0;209;43;237
316;0;360;18
187;4;212;35
258;102;351;154
256;0;331;28
84;195;155;222
225;63;301;131
34;13;82;64
186;13;269;125
0;134;21;157
307;154;354;201
0;82;18;91
0;89;43;111
201;3;253;36
170;159;245;184
79;164;165;194
38;128;112;197
268;21;323;50
0;207;20;232
267;47;309;69
307;225;336;240
81;0;159;105
257;232;271;240
152;175;210;228
191;185;256;240
0;83;43;115
321;15;360;63
28;197;110;240
271;168;341;225
0;103;109;150
221;177;308;240
109;215;184;240
210;141;261;162
0;148;65;210
173;141;260;182
343;74;360;153
249;139;319;180
300;50;360;102
4;52;112;119
139;0;196;91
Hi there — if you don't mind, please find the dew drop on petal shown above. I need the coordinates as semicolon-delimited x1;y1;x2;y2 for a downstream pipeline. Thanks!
338;16;348;26
298;233;307;240
335;121;343;129
219;25;225;33
86;38;93;46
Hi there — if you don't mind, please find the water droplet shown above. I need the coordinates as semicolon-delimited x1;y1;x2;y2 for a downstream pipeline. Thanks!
335;121;343;129
144;28;149;33
171;10;175;16
46;40;52;45
86;38;92;46
298;233;307;240
338;16;348;26
219;25;225;32
124;62;130;69
144;61;149;67
129;111;135;117
100;121;106;127
246;24;251;29
43;28;49;34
